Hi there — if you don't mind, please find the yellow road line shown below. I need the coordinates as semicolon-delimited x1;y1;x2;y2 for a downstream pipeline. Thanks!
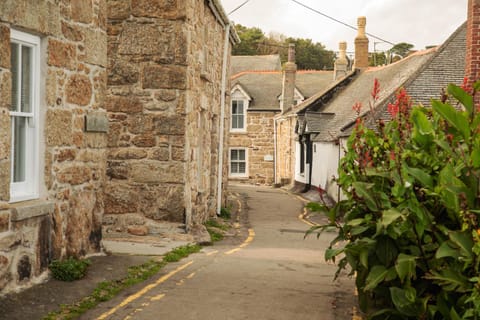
206;250;219;256
225;228;255;255
96;261;193;320
298;207;316;227
150;293;165;302
186;272;196;279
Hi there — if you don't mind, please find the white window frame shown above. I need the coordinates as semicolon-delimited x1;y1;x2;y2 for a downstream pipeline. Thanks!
230;99;246;132
229;148;248;178
9;29;40;203
230;85;250;133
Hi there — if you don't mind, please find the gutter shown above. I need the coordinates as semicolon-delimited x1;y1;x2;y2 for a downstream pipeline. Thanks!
208;0;239;215
216;23;231;215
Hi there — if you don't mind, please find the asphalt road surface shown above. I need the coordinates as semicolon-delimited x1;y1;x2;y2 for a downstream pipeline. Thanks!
82;185;357;320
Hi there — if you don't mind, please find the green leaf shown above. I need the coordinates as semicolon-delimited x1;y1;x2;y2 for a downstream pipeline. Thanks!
376;236;398;266
347;218;365;226
432;100;470;140
390;287;420;317
405;166;433;189
449;231;474;260
449;307;461;320
425;269;470;292
381;209;403;229
352;182;379;211
325;248;344;261
471;148;480;169
447;83;473;115
364;265;389;291
411;108;434;135
436;241;461;259
395;254;416;283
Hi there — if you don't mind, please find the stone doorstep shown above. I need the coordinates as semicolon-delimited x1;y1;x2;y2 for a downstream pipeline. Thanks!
101;238;192;256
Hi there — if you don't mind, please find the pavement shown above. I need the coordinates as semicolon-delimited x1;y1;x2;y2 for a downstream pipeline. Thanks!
0;185;355;320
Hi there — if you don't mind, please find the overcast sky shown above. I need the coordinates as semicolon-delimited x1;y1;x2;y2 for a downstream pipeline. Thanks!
220;0;468;53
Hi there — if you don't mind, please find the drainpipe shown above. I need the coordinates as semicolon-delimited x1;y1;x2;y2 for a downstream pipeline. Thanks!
217;23;231;215
273;117;277;185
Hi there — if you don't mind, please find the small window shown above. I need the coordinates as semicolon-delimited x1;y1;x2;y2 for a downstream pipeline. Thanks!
231;100;245;131
229;148;247;177
9;30;40;202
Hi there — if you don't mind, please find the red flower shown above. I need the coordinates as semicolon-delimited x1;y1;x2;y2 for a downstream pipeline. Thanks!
387;103;399;118
389;150;396;161
371;78;380;101
461;77;472;94
352;102;362;114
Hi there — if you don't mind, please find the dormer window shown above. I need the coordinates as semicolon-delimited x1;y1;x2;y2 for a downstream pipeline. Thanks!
230;84;251;133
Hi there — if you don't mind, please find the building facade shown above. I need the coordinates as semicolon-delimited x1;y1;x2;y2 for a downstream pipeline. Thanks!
0;0;108;293
105;0;237;234
0;0;236;294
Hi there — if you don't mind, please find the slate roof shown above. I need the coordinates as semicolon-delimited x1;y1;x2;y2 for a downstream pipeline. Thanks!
230;55;282;75
341;22;467;136
231;70;334;111
300;49;435;142
303;112;335;133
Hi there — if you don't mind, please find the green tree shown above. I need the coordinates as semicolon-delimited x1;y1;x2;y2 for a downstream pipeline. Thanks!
389;42;414;59
280;37;335;70
232;24;265;56
232;24;335;70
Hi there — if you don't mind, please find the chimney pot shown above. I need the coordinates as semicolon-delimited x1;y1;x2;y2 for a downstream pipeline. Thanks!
334;41;348;80
288;43;295;63
354;16;369;70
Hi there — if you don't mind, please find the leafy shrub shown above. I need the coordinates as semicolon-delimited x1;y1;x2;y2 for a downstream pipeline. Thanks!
309;79;480;319
219;207;231;220
49;257;91;282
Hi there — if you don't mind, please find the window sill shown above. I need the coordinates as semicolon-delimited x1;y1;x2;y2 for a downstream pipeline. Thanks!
229;176;249;180
10;200;54;222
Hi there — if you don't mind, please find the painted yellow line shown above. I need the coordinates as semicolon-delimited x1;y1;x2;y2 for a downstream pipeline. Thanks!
298;207;316;227
206;250;219;256
96;261;193;320
225;228;255;255
186;272;196;279
150;293;165;302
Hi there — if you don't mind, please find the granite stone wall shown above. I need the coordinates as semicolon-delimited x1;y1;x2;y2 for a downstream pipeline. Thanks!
229;111;276;185
0;0;107;293
106;0;231;233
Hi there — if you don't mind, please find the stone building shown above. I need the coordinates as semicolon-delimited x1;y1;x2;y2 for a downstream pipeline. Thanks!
229;47;333;185
0;0;237;294
0;0;108;293
289;16;467;202
105;0;238;233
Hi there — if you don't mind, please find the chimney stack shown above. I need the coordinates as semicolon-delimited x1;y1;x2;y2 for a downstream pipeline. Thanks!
354;16;369;70
466;0;480;86
281;43;297;113
334;41;348;80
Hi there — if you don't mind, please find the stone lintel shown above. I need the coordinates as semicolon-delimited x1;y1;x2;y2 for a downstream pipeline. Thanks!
10;201;54;222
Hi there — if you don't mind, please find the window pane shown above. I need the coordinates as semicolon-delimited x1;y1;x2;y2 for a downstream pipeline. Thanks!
238;162;246;173
238;149;245;160
21;45;32;113
231;149;238;160
237;115;244;129
13;116;27;182
231;162;239;173
10;43;19;112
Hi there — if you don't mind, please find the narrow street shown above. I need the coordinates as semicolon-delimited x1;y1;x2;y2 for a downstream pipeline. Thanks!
81;185;357;320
